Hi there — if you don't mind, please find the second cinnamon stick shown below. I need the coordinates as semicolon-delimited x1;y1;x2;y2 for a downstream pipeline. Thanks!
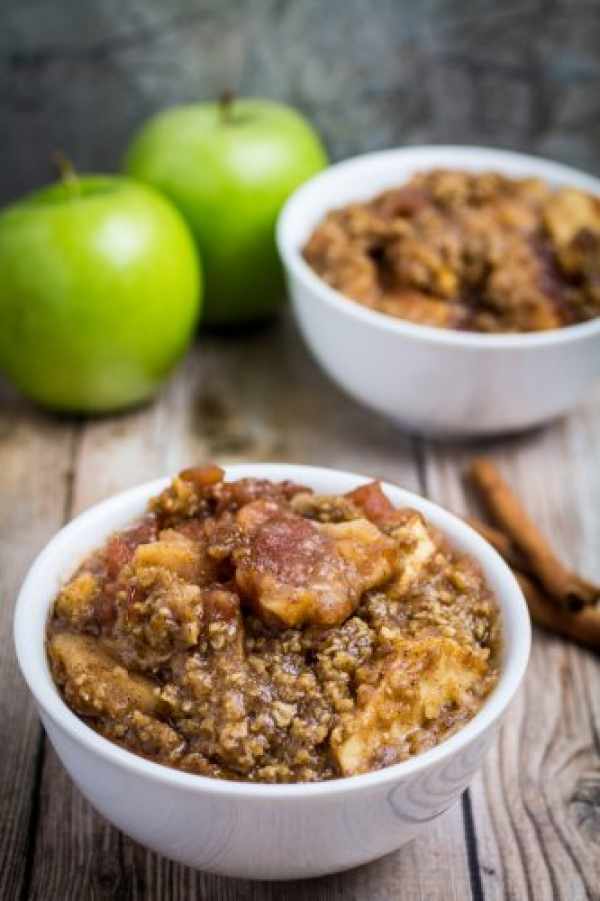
515;572;600;652
469;458;599;611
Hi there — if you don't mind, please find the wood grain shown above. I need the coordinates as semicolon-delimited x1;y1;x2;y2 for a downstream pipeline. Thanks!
0;382;77;900
422;385;600;901
25;316;476;901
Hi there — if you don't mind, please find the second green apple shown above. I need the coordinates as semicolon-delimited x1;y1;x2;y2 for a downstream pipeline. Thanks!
124;97;327;326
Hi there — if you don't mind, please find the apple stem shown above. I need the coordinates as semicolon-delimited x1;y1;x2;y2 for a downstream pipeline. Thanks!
219;89;235;124
52;150;81;199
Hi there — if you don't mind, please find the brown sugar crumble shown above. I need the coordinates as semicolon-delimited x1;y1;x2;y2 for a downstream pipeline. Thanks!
303;169;600;333
47;466;501;783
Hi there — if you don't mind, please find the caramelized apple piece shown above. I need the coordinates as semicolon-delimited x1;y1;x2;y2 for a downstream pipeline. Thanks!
331;637;487;776
346;481;397;526
54;572;98;629
133;529;217;585
234;504;354;628
388;511;438;597
234;501;394;628
179;464;225;488
103;516;159;580
543;189;600;248
289;491;360;523
346;482;428;534
134;536;198;579
48;632;158;717
320;518;396;592
338;488;439;595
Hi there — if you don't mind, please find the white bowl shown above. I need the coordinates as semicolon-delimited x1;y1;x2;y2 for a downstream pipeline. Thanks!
14;464;530;880
277;146;600;437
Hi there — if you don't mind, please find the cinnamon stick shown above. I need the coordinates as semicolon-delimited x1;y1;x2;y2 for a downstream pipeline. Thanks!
469;457;599;611
465;517;530;573
515;572;600;653
467;515;600;651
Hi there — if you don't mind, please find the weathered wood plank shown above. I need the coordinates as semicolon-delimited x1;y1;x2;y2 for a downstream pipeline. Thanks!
27;316;475;900
423;385;600;901
0;381;76;900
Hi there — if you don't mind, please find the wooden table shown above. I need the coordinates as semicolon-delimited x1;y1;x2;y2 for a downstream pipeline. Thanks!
2;313;599;900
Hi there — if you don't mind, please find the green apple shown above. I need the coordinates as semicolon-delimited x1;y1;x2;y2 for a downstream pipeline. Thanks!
0;175;201;413
124;97;327;326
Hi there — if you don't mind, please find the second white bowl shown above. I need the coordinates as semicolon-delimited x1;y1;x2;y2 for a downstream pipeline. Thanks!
277;146;600;437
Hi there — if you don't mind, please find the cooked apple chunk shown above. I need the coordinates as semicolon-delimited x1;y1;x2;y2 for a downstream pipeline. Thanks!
133;529;218;586
319;518;396;590
234;501;395;628
234;504;356;628
346;481;398;526
290;491;361;523
54;571;98;629
344;483;438;597
331;637;487;776
388;511;438;597
48;632;158;718
543;188;600;249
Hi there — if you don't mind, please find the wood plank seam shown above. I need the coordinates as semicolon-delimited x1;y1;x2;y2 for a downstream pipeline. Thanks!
18;422;82;901
462;791;486;901
18;733;46;901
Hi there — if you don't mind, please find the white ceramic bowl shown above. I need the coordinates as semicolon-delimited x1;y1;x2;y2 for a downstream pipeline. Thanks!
277;146;600;437
14;464;530;880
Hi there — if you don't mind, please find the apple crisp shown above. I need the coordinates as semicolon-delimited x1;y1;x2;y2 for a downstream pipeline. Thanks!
303;169;600;333
47;466;501;783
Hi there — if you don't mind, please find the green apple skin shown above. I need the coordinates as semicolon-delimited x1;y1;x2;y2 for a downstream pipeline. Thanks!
124;98;327;326
0;175;201;413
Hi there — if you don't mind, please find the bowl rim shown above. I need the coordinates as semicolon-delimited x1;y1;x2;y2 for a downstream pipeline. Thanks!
276;144;600;349
14;463;531;800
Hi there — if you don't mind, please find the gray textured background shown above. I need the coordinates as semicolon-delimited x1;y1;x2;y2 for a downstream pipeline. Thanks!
1;0;600;204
